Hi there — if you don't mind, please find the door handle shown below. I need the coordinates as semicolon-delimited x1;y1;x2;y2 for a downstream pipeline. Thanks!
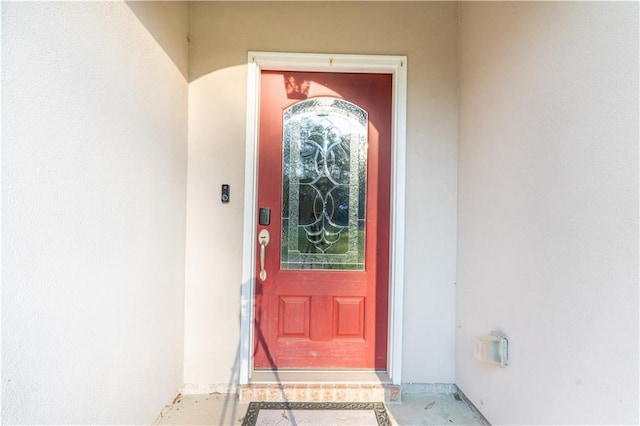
258;229;270;281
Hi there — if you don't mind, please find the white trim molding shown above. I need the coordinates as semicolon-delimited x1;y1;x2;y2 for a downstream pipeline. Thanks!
240;52;407;386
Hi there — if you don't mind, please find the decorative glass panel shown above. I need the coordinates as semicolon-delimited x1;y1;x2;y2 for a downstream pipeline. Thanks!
281;98;368;270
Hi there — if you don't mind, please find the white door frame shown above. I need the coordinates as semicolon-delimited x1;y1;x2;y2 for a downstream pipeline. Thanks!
240;52;407;385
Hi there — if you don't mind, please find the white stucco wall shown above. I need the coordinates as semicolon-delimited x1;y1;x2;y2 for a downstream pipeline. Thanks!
2;2;189;423
457;2;639;424
184;2;459;388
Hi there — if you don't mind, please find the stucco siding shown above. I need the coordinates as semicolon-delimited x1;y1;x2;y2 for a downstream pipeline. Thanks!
457;2;639;424
184;1;459;387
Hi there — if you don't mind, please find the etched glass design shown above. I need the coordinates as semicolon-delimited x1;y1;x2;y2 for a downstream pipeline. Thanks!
281;98;368;270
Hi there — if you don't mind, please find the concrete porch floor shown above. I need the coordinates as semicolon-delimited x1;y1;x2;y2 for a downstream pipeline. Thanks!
154;391;487;425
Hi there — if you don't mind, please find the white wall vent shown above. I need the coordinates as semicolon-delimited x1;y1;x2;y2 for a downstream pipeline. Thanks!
474;332;509;367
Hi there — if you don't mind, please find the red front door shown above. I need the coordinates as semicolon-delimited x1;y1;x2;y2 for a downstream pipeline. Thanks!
254;71;392;369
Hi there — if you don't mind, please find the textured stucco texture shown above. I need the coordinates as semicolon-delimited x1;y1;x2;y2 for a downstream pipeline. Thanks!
456;2;639;424
184;1;459;387
2;2;189;423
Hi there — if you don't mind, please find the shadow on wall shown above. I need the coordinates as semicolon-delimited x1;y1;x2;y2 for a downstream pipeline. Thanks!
129;2;448;82
125;1;190;80
215;280;298;425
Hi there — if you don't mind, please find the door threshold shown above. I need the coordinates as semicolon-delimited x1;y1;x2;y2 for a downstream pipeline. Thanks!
242;370;399;402
251;370;392;384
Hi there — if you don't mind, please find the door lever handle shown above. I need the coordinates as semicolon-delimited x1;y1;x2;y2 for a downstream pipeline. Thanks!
258;229;270;281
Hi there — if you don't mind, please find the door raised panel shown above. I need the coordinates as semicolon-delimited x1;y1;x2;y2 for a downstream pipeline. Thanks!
278;296;310;339
334;297;365;340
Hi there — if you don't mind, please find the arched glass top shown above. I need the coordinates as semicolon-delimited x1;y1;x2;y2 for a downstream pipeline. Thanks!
281;98;368;271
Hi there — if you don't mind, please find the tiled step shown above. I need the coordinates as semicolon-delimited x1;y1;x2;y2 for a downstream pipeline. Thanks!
239;383;401;403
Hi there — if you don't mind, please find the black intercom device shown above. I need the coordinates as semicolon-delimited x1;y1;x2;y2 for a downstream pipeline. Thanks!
259;207;271;226
221;184;230;203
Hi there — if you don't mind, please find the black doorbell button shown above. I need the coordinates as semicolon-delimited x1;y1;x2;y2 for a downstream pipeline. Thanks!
221;184;230;203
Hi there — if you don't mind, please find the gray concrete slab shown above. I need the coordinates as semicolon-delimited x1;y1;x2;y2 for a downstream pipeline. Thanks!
154;392;486;425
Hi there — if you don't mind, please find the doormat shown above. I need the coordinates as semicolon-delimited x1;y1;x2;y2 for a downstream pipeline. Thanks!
241;401;391;426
